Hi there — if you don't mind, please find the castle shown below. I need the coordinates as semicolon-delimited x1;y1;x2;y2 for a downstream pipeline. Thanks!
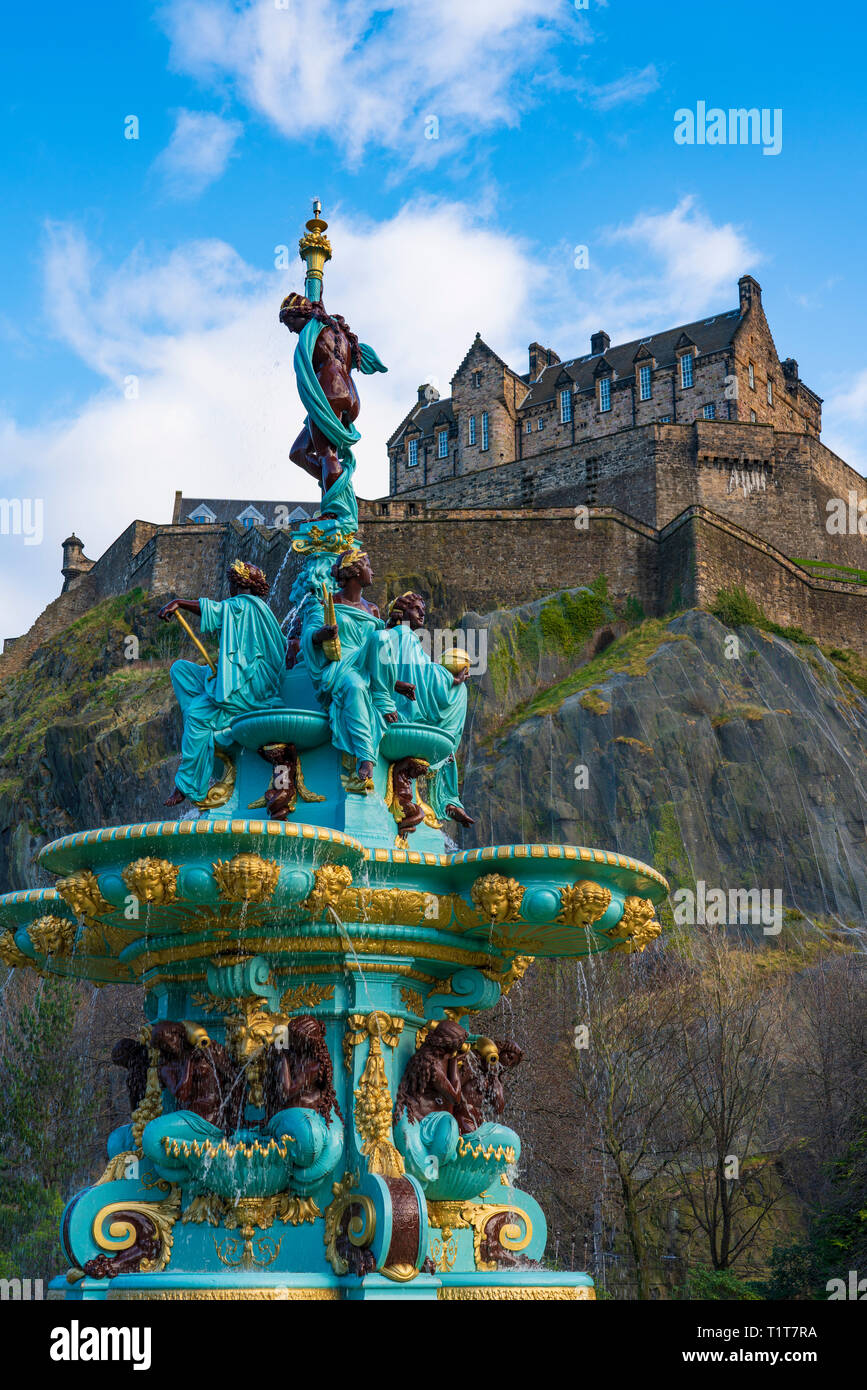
2;273;865;674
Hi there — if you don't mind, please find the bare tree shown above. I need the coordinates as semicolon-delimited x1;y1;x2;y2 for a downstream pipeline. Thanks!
670;927;789;1272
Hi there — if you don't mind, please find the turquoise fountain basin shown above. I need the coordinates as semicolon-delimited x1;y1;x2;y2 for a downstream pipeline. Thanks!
229;708;331;751
379;722;455;765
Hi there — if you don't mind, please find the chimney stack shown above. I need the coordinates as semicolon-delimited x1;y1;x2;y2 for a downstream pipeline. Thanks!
738;275;762;314
590;330;610;356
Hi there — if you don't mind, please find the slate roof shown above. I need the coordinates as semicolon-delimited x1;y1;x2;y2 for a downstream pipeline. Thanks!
519;308;743;408
387;398;456;449
174;496;318;527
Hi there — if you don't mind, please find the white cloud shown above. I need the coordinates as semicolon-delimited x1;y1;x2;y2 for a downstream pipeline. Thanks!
586;64;660;111
153;109;243;198
0;203;536;642
542;196;761;354
0;196;792;646
159;0;590;165
823;370;867;476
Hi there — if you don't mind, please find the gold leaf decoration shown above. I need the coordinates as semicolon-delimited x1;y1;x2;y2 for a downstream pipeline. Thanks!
605;895;662;953
350;1012;405;1178
122;858;180;906
56;869;113;917
399;985;425;1017
470;874;525;924
28;915;77;956
0;931;37;971
212;854;280;903
194;748;237;811
278;982;335;1013
558;880;612;927
302;864;353;917
483;954;535;995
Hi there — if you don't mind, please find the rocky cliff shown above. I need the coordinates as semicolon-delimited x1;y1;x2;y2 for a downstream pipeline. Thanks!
1;585;865;929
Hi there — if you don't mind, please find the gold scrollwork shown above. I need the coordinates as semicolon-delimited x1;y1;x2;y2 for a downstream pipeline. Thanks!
323;1171;375;1276
336;885;430;927
92;1186;181;1273
438;1285;594;1300
122;858;180;906
278;982;335;1013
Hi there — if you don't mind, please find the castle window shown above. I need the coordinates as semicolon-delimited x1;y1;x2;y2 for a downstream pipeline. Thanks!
236;505;266;529
468;415;476;445
767;379;774;406
379;504;390;516
639;364;652;401
703;403;716;419
598;377;611;412
525;420;532;434
680;353;694;389
750;409;757;422
748;361;755;389
407;439;419;467
559;388;572;423
538;418;545;430
481;412;490;450
437;429;448;459
659;415;671;423
472;371;482;387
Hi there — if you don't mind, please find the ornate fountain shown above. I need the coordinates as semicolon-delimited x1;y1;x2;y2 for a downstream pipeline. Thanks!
0;205;667;1301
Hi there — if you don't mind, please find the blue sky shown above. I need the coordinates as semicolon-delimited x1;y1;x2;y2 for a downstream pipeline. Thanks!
1;0;866;639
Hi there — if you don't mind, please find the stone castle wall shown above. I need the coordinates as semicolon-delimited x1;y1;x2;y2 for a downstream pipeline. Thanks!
386;421;867;570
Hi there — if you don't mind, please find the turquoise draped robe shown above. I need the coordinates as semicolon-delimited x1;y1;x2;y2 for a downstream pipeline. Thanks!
293;319;387;536
170;594;286;801
365;625;468;817
300;595;385;766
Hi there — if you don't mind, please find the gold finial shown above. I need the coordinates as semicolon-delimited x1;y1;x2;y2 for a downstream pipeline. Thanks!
300;199;331;292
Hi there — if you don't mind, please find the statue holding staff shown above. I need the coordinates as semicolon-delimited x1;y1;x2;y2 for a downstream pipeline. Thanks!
158;561;287;807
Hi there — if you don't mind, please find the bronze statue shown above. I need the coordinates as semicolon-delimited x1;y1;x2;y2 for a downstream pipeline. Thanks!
280;295;364;497
393;1020;470;1128
111;1037;150;1114
150;1021;244;1132
263;1015;341;1123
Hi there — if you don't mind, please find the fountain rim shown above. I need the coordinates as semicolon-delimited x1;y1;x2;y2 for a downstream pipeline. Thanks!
29;819;668;902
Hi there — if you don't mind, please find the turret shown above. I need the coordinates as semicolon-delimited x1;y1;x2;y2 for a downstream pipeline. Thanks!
61;533;94;592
